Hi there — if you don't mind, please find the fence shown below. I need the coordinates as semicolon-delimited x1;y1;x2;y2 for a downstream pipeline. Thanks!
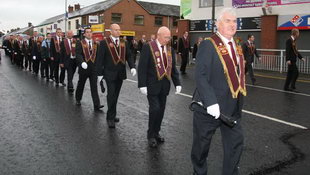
253;49;310;74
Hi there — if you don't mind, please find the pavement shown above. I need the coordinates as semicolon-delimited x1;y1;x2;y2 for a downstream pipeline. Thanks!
0;50;310;175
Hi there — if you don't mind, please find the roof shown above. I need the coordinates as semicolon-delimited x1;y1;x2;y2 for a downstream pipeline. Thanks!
7;26;33;35
137;1;180;17
36;14;65;27
69;0;121;18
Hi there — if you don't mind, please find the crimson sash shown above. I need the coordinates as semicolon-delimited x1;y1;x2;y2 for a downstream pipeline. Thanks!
207;34;246;98
53;37;61;53
105;37;126;65
64;38;76;56
81;40;97;63
149;41;172;80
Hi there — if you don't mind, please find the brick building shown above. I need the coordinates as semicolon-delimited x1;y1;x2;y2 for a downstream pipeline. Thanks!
35;0;180;42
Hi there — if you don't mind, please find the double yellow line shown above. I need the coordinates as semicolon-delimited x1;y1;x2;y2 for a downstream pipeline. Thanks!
255;73;310;83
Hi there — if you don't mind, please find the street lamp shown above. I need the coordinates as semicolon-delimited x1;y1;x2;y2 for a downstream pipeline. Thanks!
211;0;215;34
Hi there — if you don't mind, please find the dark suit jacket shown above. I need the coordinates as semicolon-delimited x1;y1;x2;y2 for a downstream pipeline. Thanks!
242;41;259;63
138;44;181;96
76;40;100;74
193;39;243;118
286;37;302;64
32;41;42;60
178;37;191;54
50;36;63;61
97;39;135;81
41;40;51;60
60;38;76;67
14;41;23;56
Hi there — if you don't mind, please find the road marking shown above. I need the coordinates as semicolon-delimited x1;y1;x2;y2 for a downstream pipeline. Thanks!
246;84;310;97
126;79;308;130
255;73;310;83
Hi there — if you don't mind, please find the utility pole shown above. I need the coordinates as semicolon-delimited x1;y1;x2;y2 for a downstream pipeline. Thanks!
211;0;215;34
65;0;68;32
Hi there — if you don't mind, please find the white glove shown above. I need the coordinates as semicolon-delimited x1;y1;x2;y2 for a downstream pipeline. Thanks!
139;87;147;95
14;52;17;55
81;62;88;69
98;76;103;81
206;104;220;119
131;68;137;76
175;86;182;94
33;56;36;60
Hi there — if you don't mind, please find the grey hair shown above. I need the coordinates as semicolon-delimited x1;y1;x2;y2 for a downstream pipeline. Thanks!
216;8;237;21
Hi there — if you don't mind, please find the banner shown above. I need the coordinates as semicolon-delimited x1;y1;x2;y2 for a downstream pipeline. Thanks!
91;24;104;32
278;14;310;30
120;31;135;36
89;15;99;23
233;0;310;8
181;0;192;18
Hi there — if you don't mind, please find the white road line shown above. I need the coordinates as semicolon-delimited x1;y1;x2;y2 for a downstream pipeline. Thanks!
246;84;310;97
126;79;308;130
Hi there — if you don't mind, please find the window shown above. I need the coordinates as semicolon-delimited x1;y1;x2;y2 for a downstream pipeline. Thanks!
75;19;79;29
68;21;71;30
134;15;144;25
155;16;163;26
99;13;104;23
199;0;223;8
172;17;178;27
111;13;122;23
40;28;44;33
54;24;57;29
82;16;87;25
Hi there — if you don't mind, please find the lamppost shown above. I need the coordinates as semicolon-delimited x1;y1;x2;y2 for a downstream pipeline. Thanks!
65;0;68;32
211;0;215;34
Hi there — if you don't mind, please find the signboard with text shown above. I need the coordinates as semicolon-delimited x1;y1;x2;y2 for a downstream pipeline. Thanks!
278;14;310;30
232;0;310;8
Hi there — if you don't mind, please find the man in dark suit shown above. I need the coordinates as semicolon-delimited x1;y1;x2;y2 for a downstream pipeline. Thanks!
178;31;191;74
97;24;136;128
60;30;78;94
75;28;104;112
284;28;305;91
242;34;260;85
32;36;44;76
138;26;181;148
14;35;25;69
191;8;246;175
29;31;39;72
41;33;52;81
23;36;32;72
51;28;65;86
138;34;147;52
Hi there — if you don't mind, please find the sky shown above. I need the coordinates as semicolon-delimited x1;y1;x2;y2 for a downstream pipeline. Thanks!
0;0;180;33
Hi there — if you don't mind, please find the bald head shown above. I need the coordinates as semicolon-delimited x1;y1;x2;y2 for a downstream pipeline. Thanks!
157;26;171;46
110;23;121;38
66;30;74;39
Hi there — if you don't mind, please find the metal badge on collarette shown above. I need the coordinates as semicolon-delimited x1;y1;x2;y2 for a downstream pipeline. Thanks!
72;43;76;48
155;51;160;57
157;58;161;63
218;45;228;55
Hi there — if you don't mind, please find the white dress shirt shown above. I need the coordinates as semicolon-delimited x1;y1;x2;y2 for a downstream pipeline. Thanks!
217;32;240;64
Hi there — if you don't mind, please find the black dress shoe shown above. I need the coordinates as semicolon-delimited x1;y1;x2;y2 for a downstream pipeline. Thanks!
95;105;104;109
76;101;81;106
148;138;158;148
114;117;120;123
291;86;296;90
155;135;165;143
284;88;292;91
94;107;103;112
55;83;59;87
107;120;115;128
61;82;66;87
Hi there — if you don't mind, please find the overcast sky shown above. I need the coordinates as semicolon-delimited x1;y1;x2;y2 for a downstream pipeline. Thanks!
0;0;180;33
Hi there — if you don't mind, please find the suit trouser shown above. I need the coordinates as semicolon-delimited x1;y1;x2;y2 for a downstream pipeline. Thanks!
180;50;189;73
75;69;100;108
24;55;32;70
245;62;255;81
284;64;299;89
51;60;59;82
60;67;66;83
147;93;167;139
33;59;41;74
191;112;244;175
67;59;77;90
42;59;51;79
106;79;123;120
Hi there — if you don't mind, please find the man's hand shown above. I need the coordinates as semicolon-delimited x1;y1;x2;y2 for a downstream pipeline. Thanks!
206;104;220;119
81;62;88;69
139;87;147;95
131;68;137;76
287;60;291;65
51;57;54;61
33;56;36;60
302;58;306;62
97;76;103;82
175;86;182;94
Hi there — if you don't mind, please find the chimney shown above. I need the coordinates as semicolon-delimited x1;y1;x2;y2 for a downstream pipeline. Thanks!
74;4;80;11
68;5;74;13
28;22;32;27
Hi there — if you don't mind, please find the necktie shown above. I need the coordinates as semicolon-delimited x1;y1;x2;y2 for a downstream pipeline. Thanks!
89;41;92;55
161;45;167;68
115;39;118;47
228;41;239;74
